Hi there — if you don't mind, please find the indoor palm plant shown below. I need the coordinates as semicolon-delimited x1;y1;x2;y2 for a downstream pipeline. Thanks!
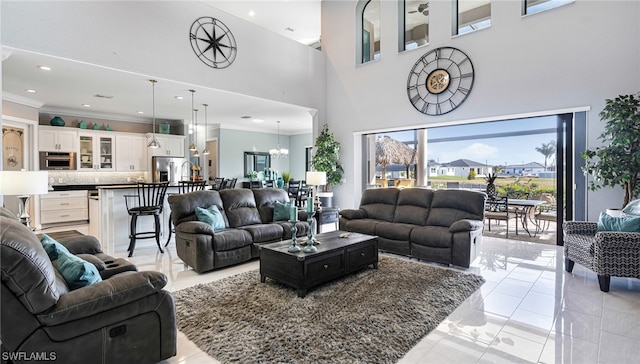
311;124;344;191
582;93;640;208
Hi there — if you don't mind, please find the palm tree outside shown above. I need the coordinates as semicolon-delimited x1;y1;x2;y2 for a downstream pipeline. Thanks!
535;141;556;171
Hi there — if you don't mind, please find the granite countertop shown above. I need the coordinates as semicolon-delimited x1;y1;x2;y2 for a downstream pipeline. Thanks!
51;182;193;191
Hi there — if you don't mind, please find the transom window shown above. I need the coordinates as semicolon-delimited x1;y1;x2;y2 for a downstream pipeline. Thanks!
455;0;492;36
523;0;574;16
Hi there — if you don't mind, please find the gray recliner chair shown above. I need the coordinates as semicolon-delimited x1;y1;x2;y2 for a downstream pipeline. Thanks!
1;207;176;363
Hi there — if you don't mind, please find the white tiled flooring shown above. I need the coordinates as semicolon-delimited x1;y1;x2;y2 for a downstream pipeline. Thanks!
111;232;640;364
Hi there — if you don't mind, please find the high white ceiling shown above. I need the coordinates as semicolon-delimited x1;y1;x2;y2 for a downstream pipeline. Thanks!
2;1;323;135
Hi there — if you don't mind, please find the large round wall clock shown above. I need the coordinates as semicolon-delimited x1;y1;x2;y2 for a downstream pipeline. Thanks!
190;16;237;69
406;47;474;116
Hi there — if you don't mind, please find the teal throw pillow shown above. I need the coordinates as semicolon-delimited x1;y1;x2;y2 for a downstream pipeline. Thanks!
195;205;225;231
597;211;640;232
56;249;102;290
273;201;290;221
40;234;71;261
622;199;640;216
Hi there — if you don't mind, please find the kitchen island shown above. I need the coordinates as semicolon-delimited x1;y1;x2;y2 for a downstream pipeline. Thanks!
95;184;183;256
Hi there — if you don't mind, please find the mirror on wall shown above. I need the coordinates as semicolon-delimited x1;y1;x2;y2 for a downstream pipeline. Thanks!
244;152;271;177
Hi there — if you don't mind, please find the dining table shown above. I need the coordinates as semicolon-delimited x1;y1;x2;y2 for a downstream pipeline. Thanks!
506;198;547;236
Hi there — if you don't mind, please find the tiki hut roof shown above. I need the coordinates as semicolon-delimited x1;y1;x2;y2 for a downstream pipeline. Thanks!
375;136;416;166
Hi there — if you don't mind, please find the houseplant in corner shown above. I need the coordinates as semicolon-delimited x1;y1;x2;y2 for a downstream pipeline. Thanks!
311;124;344;206
582;93;640;209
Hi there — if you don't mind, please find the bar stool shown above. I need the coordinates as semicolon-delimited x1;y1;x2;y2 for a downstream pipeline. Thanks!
165;180;207;246
124;181;169;257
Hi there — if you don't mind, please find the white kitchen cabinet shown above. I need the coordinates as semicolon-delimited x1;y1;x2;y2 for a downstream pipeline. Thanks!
148;134;185;157
78;131;115;171
38;126;78;152
39;190;88;225
115;134;148;171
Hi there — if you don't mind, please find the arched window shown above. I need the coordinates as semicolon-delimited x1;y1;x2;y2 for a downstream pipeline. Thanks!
400;1;429;51
356;0;380;64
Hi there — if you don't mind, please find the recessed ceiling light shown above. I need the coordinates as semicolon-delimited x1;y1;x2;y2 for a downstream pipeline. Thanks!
248;10;255;17
37;65;51;71
252;119;264;123
240;115;252;119
25;89;36;93
137;111;144;114
82;104;91;107
175;96;183;100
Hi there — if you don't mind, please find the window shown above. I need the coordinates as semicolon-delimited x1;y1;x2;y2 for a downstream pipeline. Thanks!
455;0;491;36
357;0;381;64
523;0;574;16
401;1;429;51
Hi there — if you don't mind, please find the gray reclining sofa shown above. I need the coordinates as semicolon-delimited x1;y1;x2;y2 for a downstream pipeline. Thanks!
339;188;487;267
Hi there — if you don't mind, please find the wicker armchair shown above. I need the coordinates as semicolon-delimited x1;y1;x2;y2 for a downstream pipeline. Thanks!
563;221;640;291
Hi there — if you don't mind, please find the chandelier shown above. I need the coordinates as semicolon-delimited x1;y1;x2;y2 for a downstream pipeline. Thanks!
269;120;288;158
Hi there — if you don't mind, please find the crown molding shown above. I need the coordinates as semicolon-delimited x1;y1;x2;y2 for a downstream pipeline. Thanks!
2;92;45;109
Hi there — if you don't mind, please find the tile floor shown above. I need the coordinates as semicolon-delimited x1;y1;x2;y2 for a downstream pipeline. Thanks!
97;229;640;364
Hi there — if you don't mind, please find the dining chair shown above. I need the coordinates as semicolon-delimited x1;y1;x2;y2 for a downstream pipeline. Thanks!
124;181;169;257
165;180;207;246
211;177;225;191
287;180;302;204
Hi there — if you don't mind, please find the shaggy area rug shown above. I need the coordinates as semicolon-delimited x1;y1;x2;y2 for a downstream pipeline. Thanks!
173;255;484;364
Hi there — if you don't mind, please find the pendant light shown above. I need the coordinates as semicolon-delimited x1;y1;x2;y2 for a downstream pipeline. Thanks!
192;108;200;157
147;80;161;149
269;120;289;158
188;89;197;152
202;103;210;155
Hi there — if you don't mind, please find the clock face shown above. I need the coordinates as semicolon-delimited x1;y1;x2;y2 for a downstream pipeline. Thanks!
407;47;474;116
190;17;237;69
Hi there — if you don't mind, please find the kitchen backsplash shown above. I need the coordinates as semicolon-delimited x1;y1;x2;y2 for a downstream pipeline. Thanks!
48;171;148;186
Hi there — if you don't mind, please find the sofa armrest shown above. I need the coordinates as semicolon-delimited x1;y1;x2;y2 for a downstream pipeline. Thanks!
175;221;214;235
56;235;103;255
563;221;598;235
339;209;366;220
449;219;484;233
38;271;168;326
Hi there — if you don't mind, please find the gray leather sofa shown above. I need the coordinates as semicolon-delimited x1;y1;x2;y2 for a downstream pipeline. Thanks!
0;207;176;363
339;188;487;267
168;188;310;273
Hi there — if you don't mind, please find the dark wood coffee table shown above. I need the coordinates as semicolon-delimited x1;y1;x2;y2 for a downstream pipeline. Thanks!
259;230;378;297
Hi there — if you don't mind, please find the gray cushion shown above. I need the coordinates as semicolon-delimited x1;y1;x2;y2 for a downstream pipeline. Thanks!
220;189;262;227
0;216;59;314
393;188;433;225
359;188;399;222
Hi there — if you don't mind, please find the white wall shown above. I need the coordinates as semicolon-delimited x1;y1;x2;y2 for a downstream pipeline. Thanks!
1;1;326;122
322;0;640;219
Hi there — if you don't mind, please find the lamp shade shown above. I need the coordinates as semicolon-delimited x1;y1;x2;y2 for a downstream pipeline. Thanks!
306;171;327;186
0;171;49;196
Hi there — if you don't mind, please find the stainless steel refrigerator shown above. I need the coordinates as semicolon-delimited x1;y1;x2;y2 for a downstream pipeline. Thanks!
152;156;185;185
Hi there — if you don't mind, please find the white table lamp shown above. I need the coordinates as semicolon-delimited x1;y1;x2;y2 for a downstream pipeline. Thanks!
306;171;327;210
0;170;49;227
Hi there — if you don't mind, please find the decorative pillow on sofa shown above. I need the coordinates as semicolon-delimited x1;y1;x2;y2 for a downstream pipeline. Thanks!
597;211;640;232
41;234;71;261
273;201;290;221
40;234;102;290
195;205;225;231
622;199;640;216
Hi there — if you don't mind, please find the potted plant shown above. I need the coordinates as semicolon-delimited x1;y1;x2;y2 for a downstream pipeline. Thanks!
281;171;291;186
582;93;640;209
311;124;344;191
246;170;258;181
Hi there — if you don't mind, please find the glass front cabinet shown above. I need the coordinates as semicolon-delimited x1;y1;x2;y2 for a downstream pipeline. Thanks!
78;132;115;171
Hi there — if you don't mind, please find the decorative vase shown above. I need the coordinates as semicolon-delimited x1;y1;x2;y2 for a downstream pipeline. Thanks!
50;116;65;126
77;120;87;129
277;177;284;188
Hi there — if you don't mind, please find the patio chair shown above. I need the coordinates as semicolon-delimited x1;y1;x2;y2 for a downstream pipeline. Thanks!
484;196;517;237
